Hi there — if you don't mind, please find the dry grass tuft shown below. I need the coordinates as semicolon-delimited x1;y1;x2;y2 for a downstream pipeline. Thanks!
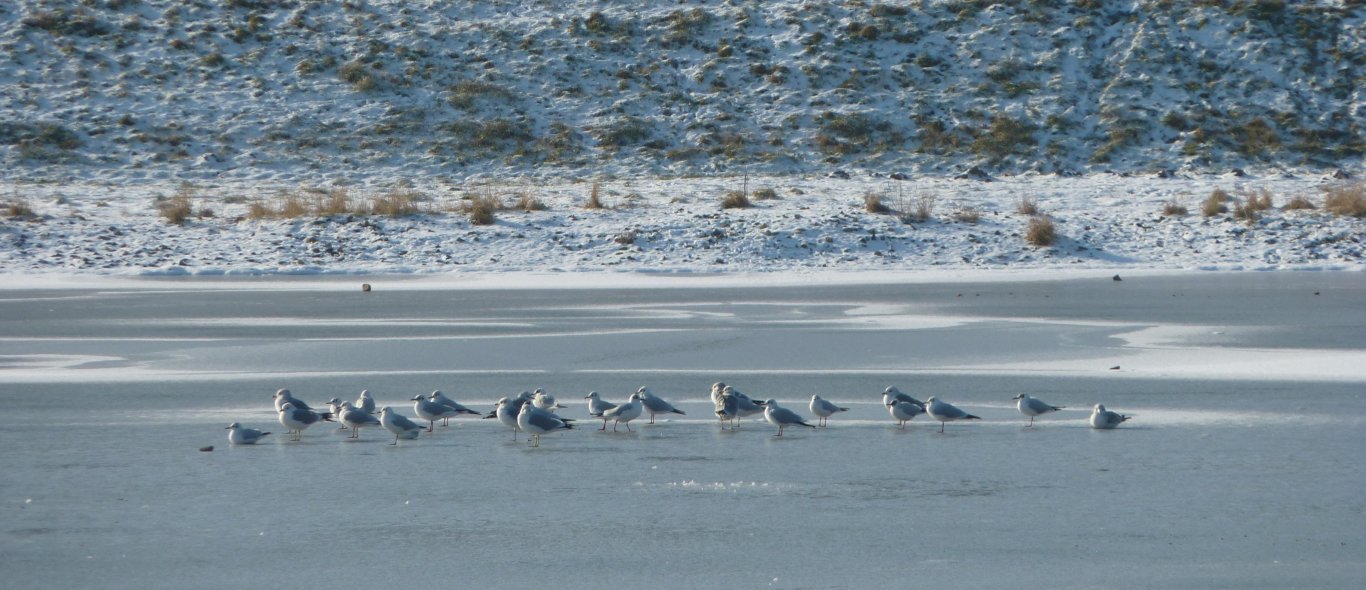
1202;188;1230;217
1283;195;1315;211
900;192;936;223
1025;215;1057;246
952;206;981;224
157;195;194;225
584;181;607;210
5;198;36;218
721;190;752;209
369;190;425;217
1162;199;1188;217
1323;183;1366;217
316;190;352;216
751;188;780;201
1016;197;1040;216
465;194;500;225
278;195;310;218
1244;188;1275;211
513;192;547;212
863;192;890;214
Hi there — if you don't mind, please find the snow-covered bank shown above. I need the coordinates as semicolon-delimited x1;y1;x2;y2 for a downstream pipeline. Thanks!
2;174;1363;279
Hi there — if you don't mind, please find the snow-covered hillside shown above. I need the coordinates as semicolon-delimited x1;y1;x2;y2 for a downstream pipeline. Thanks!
2;0;1363;183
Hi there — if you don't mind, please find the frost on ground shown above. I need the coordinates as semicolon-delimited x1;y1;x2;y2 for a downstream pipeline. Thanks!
1;173;1362;276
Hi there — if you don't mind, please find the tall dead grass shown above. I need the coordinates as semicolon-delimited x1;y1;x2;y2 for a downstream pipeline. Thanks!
1323;183;1366;217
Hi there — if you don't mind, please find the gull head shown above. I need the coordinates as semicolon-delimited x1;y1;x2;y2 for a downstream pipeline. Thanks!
1013;393;1027;401
226;422;241;430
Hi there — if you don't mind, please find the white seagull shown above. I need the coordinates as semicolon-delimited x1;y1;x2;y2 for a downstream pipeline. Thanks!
723;386;767;425
412;395;459;433
378;406;423;445
355;390;377;414
487;393;539;440
709;382;727;406
584;391;617;431
601;392;645;432
274;388;317;413
808;395;848;427
1014;393;1064;426
277;402;331;441
325;397;350;431
517;401;574;447
883;386;925;409
429;390;481;426
226;422;270;445
637;386;686;424
763;399;816;437
1090;404;1131;429
887;398;924;429
532;388;565;411
338;401;381;439
714;392;739;430
925;396;981;433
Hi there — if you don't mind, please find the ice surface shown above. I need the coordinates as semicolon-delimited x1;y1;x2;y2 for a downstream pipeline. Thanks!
1;274;1364;588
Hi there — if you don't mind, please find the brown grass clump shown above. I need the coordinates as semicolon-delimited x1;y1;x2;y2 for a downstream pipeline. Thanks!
316;190;352;216
157;196;194;225
278;195;310;218
1283;195;1315;210
1162;199;1189;217
721;190;752;209
952;206;980;224
369;190;425;217
1244;188;1275;211
246;201;271;219
5;199;35;218
584;181;606;210
1201;188;1230;217
1016;197;1040;216
1025;216;1056;246
863;192;890;214
1323;183;1366;217
513;192;547;212
901;192;936;223
752;188;779;201
466;194;500;225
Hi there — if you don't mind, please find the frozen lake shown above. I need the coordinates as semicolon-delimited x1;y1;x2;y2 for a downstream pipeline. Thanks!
2;272;1364;588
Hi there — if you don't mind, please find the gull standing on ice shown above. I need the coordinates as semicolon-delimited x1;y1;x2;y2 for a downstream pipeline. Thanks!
883;386;925;409
808;395;848;427
326;398;350;431
338;401;381;439
584;391;617;431
637;386;685;424
714;392;740;430
226;422;270;445
378;406;423;445
887;398;924;429
412;395;459;433
487;394;534;440
763;399;816;437
601;392;644;432
517;401;574;447
724;386;767;425
274;389;319;413
277;402;330;441
1013;393;1064;426
709;382;727;406
355;390;377;414
1090;404;1131;429
925;396;981;433
532;388;565;411
429;390;480;426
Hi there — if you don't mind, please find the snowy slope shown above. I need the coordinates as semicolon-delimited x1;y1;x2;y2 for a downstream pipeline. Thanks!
2;173;1362;276
1;0;1363;183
